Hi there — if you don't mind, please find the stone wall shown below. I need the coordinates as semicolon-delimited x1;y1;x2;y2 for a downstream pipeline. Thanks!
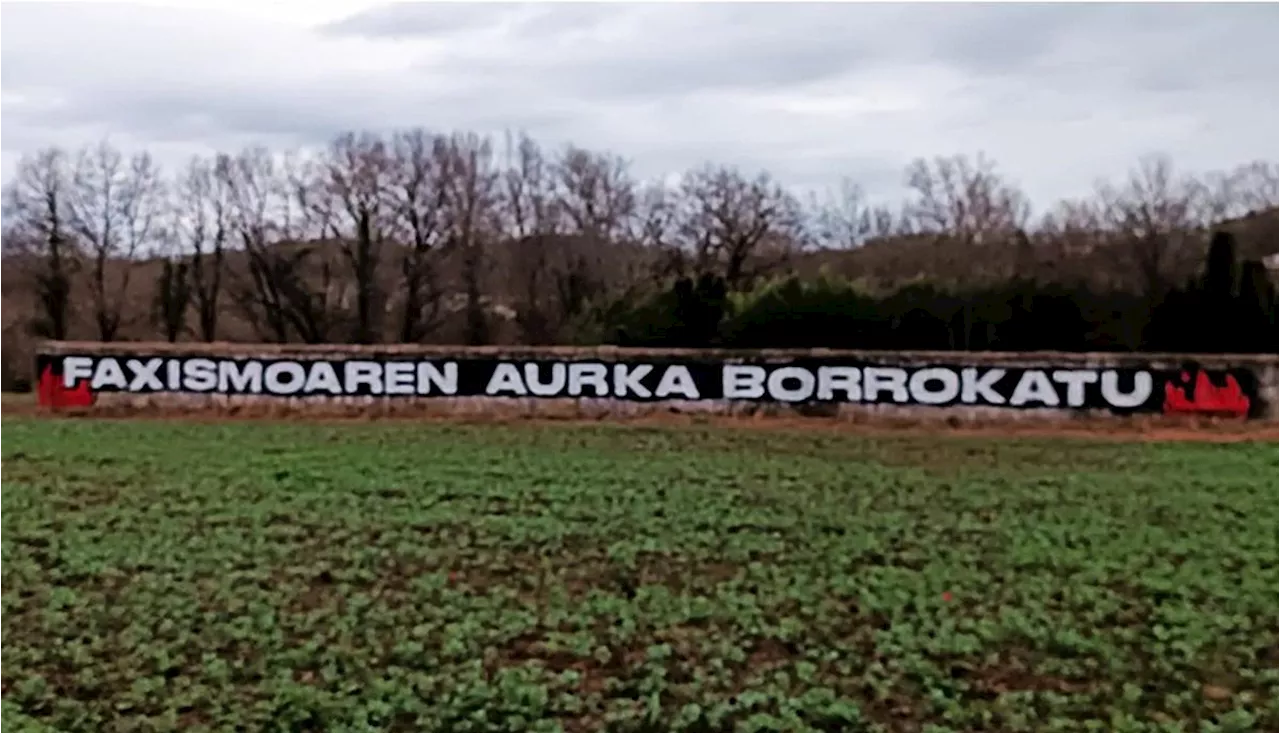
33;341;1279;423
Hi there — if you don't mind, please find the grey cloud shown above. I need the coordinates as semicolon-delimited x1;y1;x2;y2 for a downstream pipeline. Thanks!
6;76;578;153
321;2;532;39
51;89;387;146
0;2;556;149
2;2;1276;208
447;3;1274;105
1026;4;1277;91
358;4;888;97
336;3;1111;99
325;1;621;39
910;4;1108;76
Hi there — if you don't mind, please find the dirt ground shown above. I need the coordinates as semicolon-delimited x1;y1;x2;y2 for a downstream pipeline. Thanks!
4;392;1275;443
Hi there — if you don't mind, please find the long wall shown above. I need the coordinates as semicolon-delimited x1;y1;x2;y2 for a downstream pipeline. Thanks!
33;341;1279;422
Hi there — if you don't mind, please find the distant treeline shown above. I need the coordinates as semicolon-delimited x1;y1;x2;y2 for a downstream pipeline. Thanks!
606;231;1278;354
4;231;1276;393
3;132;1278;391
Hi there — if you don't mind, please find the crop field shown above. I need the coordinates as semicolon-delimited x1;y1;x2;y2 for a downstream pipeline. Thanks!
2;417;1276;733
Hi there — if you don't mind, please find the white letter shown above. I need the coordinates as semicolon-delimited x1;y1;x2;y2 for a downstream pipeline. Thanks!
384;362;416;395
524;363;567;396
656;365;700;399
183;358;217;392
91;358;128;390
614;364;653;398
344;361;383;395
264;361;306;395
864;367;909;403
961;368;1006;405
486;363;527;396
166;360;181;390
1052;370;1098;407
723;365;766;399
1101;370;1152;408
908;368;960;405
816;366;861;401
417;362;458;395
1010;370;1060;407
767;367;815;403
569;363;610;397
64;356;94;387
303;362;343;394
126;358;164;391
219;361;263;393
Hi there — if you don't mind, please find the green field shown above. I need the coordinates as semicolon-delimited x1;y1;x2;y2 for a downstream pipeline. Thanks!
2;418;1276;733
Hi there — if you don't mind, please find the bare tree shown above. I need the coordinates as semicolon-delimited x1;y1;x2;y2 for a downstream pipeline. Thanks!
1095;154;1207;300
898;153;1032;348
387;129;451;343
810;178;901;249
151;254;190;343
3;148;79;340
552;144;636;241
501;131;561;240
277;150;344;344
1199;170;1237;225
439;132;501;345
673;165;805;290
221;146;336;343
66;141;165;341
596;178;685;304
172;155;232;341
499;140;636;343
633;181;678;250
311;131;395;344
1036;197;1115;286
902;153;1031;250
220;147;289;342
1224;162;1280;269
1230;160;1279;215
501;133;562;343
1039;198;1107;252
552;146;640;334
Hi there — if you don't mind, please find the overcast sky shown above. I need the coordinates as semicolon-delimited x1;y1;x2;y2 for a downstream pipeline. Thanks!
2;1;1276;209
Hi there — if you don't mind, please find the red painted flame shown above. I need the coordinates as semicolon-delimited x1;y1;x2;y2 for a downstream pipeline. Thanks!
37;366;95;409
1163;370;1249;417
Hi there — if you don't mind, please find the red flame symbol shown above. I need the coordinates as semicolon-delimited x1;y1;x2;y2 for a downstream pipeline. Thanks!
1163;370;1249;417
37;365;95;409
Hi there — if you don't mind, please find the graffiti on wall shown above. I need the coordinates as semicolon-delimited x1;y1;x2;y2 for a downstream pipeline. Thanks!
34;353;1258;417
1162;369;1252;416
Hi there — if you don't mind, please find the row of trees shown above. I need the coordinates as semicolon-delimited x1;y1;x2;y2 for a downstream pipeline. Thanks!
6;131;822;347
2;130;1277;362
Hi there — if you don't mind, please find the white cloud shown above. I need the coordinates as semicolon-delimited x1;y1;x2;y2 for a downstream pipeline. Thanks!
2;1;1276;210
